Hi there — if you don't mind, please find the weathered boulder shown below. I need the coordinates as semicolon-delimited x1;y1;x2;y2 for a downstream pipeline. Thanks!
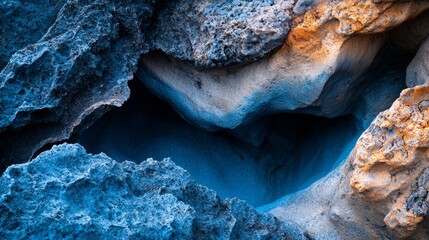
351;86;429;238
148;0;294;68
0;0;156;172
0;143;307;240
266;86;429;239
139;0;429;129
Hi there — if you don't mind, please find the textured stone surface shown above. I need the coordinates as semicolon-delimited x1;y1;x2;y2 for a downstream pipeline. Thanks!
0;0;65;69
406;168;429;217
148;0;294;68
266;86;429;239
139;0;429;129
350;86;429;238
1;0;429;239
0;0;155;172
0;143;307;239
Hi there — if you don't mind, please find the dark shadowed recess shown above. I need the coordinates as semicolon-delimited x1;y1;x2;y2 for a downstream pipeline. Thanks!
77;79;360;207
77;35;413;207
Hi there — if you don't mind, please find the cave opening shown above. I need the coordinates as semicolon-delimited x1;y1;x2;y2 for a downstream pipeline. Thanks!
74;28;414;208
77;79;362;207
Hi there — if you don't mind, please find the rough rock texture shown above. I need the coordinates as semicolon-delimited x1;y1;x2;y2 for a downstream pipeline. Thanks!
0;0;155;172
0;143;307;240
350;86;429;238
148;0;294;68
265;86;429;239
2;0;429;239
139;0;429;129
406;168;429;218
407;36;429;87
0;0;65;69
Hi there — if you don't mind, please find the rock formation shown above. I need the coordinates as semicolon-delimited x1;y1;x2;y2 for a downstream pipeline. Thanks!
0;143;306;239
1;0;429;239
0;0;155;172
139;0;429;129
265;86;429;239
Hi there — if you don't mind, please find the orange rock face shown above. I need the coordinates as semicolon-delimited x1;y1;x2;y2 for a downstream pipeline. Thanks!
351;86;429;238
284;0;429;63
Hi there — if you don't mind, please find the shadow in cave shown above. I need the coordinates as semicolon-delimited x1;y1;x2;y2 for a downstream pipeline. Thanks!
77;33;414;208
77;79;362;207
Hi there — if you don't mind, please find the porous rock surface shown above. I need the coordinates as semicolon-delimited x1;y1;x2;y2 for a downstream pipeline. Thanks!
2;0;429;239
266;86;429;239
0;0;65;69
140;0;429;129
0;0;155;172
0;143;306;240
148;0;294;68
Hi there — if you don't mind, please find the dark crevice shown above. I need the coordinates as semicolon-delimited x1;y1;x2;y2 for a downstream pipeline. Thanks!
75;79;362;207
73;31;414;207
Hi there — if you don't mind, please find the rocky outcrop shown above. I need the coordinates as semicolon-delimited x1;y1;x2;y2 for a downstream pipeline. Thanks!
148;0;294;68
139;0;429;129
0;143;306;239
351;86;429;238
0;0;155;172
266;86;429;239
2;0;429;239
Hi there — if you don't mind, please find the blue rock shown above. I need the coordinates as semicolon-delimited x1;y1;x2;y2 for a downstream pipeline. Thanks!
0;0;65;69
0;0;156;171
0;143;307;239
148;0;294;67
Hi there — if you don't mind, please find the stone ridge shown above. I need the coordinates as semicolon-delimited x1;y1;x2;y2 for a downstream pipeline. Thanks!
140;0;429;130
0;143;307;240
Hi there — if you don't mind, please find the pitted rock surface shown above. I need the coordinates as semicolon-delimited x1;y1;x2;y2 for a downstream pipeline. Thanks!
0;0;156;172
0;143;307;240
148;0;294;68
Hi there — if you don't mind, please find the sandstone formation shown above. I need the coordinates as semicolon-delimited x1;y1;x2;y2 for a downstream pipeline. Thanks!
0;143;306;239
